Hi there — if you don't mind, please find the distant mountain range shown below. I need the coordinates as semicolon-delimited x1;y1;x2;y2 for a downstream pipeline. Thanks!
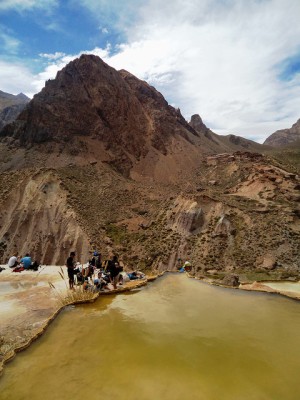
0;90;30;131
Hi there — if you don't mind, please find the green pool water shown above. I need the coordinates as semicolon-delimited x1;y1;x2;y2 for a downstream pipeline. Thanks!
1;274;300;400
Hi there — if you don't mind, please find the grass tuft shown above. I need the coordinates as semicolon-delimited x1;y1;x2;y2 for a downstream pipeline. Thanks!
48;271;98;307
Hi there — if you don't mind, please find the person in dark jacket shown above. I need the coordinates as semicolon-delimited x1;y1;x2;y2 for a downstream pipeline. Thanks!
106;255;121;289
66;251;76;290
91;251;102;269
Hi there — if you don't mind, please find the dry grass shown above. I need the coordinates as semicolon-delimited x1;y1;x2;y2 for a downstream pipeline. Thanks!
48;267;97;306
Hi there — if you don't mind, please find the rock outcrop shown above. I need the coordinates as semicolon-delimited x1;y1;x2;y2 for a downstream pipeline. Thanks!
189;114;209;134
0;169;89;264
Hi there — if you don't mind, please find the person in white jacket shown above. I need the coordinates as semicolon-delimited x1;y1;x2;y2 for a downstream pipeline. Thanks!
8;255;19;268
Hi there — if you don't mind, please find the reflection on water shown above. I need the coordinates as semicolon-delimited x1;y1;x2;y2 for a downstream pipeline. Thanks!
0;281;43;294
1;274;300;400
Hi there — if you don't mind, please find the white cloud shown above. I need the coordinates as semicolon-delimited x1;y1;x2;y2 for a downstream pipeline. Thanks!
100;0;300;142
0;31;20;53
39;52;66;60
0;61;35;96
0;0;58;12
0;46;111;98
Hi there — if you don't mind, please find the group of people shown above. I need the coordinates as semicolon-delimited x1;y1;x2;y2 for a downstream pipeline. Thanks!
66;251;145;291
6;254;40;272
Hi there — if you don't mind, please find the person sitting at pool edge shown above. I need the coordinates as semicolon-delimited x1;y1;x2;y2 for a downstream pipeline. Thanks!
20;254;32;270
8;255;19;269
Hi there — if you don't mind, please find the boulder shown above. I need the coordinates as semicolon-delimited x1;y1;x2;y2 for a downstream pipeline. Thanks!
222;274;240;287
256;254;277;270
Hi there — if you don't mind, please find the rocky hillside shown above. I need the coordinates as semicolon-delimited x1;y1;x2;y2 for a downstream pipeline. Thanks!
0;55;299;282
264;118;300;147
189;114;268;154
0;55;204;179
1;150;298;282
0;55;264;180
0;91;29;130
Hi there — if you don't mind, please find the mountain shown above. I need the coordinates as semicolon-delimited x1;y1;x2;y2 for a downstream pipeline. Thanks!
0;55;203;179
264;119;300;147
0;90;29;130
0;90;29;110
0;55;265;180
189;114;268;153
0;54;299;283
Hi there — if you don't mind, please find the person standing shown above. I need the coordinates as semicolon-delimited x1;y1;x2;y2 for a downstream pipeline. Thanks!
106;255;121;290
66;251;76;290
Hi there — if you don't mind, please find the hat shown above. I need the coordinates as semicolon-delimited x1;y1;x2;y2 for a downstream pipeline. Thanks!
93;251;99;256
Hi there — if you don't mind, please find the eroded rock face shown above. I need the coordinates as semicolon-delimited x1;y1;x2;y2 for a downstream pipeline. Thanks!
166;197;204;236
0;170;89;264
120;70;197;153
264;119;300;147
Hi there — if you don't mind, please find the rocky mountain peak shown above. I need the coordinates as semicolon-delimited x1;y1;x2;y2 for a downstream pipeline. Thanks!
0;54;202;175
16;93;30;101
189;114;207;131
1;55;150;151
0;54;267;178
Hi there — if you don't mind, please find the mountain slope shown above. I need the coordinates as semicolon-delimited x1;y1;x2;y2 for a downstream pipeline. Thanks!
264;119;300;147
0;55;203;178
189;114;269;153
0;55;267;181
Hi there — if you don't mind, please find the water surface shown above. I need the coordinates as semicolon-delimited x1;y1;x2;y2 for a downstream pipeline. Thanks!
1;274;300;400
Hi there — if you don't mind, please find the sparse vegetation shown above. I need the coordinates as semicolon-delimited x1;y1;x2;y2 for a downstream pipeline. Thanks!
48;267;97;306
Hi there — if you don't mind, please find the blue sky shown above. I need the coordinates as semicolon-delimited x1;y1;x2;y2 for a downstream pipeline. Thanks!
0;0;300;143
